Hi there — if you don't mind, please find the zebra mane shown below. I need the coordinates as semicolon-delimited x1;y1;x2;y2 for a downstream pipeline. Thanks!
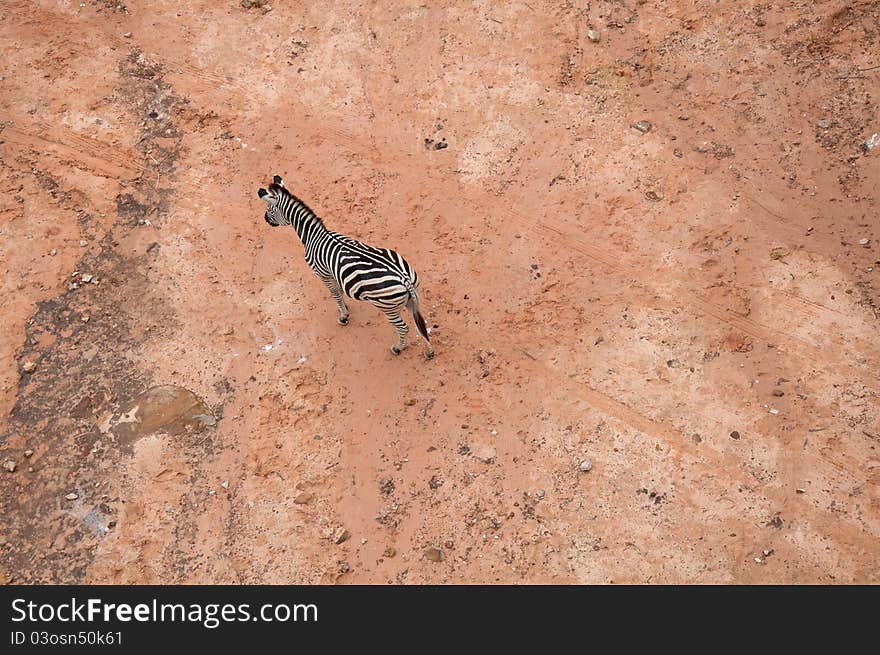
269;183;324;226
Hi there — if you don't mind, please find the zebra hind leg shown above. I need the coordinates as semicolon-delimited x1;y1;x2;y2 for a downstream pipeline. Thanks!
383;310;409;355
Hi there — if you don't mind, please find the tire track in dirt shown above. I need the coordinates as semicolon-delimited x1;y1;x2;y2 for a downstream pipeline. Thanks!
527;215;880;390
2;125;148;179
500;337;880;556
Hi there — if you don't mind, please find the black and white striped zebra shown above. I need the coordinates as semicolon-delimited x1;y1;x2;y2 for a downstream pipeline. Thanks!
258;175;434;359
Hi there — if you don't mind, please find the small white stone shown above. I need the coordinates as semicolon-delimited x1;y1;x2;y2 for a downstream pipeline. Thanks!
579;459;593;472
49;249;57;256
79;240;88;247
769;408;779;415
65;492;78;500
858;238;869;246
221;480;229;489
81;274;93;283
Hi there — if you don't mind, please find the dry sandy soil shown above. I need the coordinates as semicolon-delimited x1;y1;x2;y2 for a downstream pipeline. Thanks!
1;0;879;584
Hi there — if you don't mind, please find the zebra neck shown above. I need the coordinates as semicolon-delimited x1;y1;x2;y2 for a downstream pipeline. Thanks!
284;201;327;244
292;213;327;249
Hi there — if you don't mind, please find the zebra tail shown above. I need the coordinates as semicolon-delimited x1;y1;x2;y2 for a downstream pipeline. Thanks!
407;289;430;342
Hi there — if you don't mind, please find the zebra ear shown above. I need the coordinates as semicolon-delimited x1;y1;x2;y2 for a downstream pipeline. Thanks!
273;175;285;188
258;188;272;202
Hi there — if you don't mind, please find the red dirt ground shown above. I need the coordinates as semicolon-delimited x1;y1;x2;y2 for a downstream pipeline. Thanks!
1;1;879;584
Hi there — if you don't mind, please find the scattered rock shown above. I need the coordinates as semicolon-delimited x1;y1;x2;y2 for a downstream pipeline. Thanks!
424;546;445;562
333;527;351;545
434;140;448;150
535;489;545;499
587;29;600;43
673;148;683;157
579;459;592;472
769;408;780;415
860;133;878;153
81;274;93;283
220;480;229;490
383;547;397;558
816;119;831;129
49;249;57;256
3;460;16;473
293;491;314;504
632;120;652;133
429;475;443;490
123;32;132;38
65;492;78;500
339;561;350;573
79;239;88;247
729;431;740;440
21;361;36;373
404;398;417;406
645;188;664;201
858;238;870;246
23;449;33;458
772;389;784;397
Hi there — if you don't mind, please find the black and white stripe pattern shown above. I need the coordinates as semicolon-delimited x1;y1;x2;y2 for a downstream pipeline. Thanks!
258;175;434;359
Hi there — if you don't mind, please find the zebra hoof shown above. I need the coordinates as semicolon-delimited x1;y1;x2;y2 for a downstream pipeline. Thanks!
391;346;401;356
338;316;349;326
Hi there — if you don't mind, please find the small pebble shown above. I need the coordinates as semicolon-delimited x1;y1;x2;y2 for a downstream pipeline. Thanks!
81;274;93;283
24;449;33;458
49;249;57;256
579;460;592;472
632;120;652;133
587;29;600;43
3;460;16;473
333;527;351;544
769;408;779;415
79;240;88;247
221;480;229;489
535;489;545;499
123;32;132;38
816;119;831;129
858;238;869;246
424;546;445;562
22;361;36;373
730;431;740;440
65;492;78;500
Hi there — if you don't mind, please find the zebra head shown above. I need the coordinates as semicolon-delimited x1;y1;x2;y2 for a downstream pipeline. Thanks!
258;175;288;226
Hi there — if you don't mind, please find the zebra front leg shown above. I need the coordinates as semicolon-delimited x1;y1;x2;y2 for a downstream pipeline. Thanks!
383;310;409;355
319;275;350;325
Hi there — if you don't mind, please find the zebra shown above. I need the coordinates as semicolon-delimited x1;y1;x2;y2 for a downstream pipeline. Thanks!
258;175;434;359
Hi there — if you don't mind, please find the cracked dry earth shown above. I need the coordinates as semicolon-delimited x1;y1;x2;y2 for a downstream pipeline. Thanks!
1;1;879;584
